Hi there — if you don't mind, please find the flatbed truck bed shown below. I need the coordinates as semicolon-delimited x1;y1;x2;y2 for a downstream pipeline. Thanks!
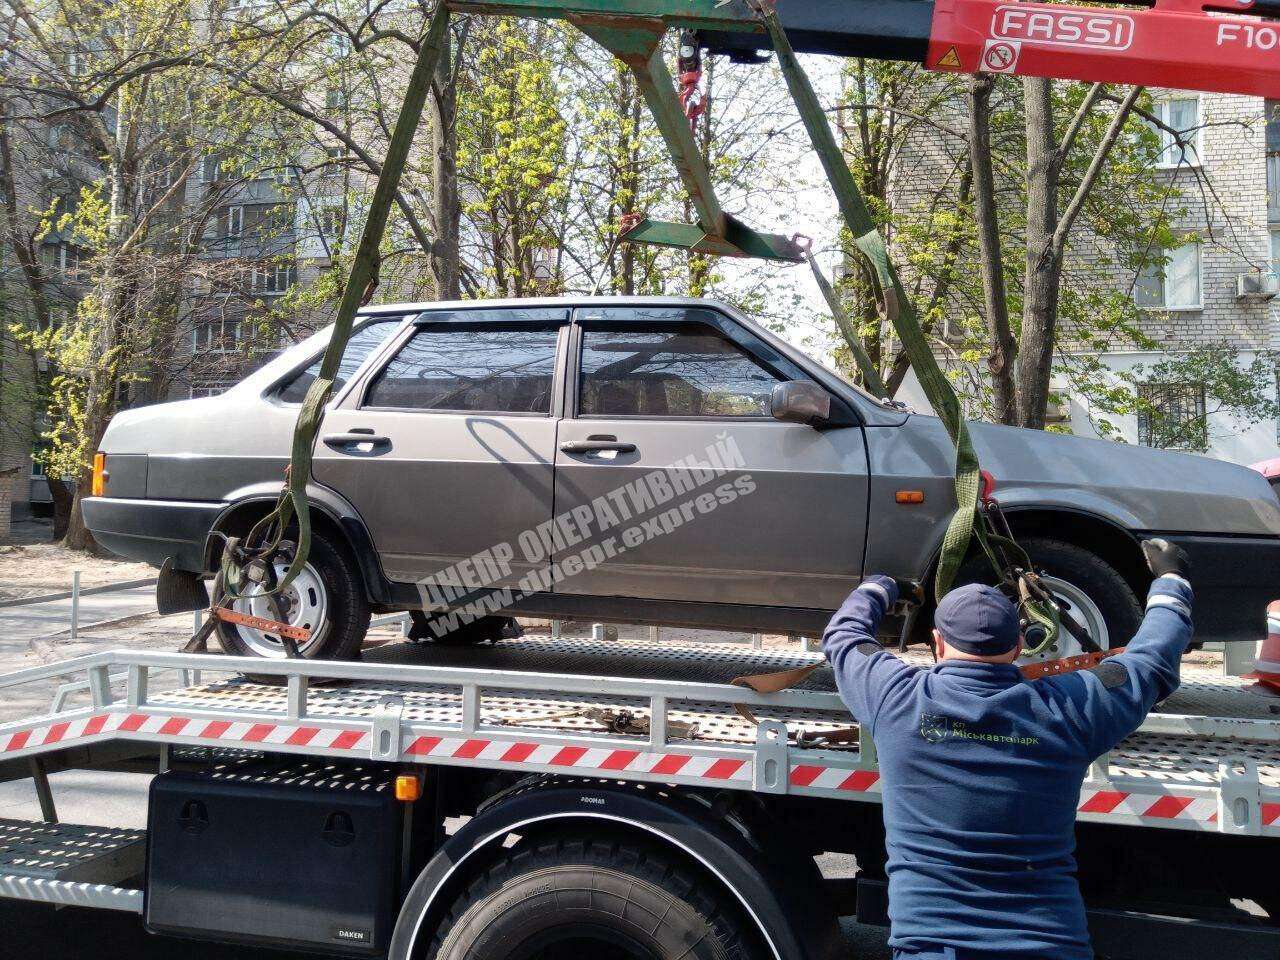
2;633;1279;958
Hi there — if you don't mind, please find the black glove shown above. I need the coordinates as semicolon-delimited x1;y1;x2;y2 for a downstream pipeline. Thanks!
892;577;925;608
1141;538;1191;580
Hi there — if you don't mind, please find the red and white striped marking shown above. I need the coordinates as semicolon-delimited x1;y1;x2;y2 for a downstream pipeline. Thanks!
3;711;1277;832
1079;789;1217;824
0;712;370;756
402;734;754;784
788;764;881;794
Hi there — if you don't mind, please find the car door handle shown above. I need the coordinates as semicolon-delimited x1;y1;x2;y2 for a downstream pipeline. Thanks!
560;439;637;455
323;431;391;449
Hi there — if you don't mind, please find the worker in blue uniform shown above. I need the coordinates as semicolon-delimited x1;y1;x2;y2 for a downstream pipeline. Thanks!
823;539;1193;960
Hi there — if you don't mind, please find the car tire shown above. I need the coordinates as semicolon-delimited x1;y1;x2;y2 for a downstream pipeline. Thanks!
956;537;1141;657
214;530;370;662
428;833;758;960
407;611;522;646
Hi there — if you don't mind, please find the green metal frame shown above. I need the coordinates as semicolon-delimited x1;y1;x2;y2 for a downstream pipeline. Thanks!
459;0;801;261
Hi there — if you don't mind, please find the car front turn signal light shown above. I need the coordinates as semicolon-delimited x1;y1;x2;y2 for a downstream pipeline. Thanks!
91;452;106;496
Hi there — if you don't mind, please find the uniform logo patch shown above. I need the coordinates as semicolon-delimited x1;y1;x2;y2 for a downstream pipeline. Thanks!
919;713;1041;747
920;714;950;743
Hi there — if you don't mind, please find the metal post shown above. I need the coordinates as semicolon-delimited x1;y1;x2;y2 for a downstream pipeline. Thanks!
287;674;309;720
649;625;661;643
127;664;149;708
88;664;113;708
551;619;562;639
752;632;763;650
69;571;80;640
193;609;203;634
28;758;57;824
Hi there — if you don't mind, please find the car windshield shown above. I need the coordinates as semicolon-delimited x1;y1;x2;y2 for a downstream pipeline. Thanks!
802;342;906;410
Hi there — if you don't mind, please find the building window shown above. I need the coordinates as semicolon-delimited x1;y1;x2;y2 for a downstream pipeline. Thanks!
1153;96;1200;168
190;380;236;398
193;316;244;353
224;205;244;238
1138;381;1207;450
46;242;84;280
1135;243;1201;310
250;261;297;294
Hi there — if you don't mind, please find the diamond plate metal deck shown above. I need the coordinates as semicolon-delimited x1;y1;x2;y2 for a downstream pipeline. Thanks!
0;819;145;883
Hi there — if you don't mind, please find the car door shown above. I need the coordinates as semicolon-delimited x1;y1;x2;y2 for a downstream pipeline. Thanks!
312;307;567;593
551;305;869;611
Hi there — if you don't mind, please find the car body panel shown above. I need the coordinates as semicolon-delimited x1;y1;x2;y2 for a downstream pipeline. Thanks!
553;417;870;609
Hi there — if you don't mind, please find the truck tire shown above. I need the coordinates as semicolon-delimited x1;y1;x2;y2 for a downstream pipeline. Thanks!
957;537;1141;658
214;530;370;662
428;834;760;960
408;612;522;646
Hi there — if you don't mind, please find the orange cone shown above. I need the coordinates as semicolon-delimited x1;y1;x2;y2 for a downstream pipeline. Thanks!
1245;600;1280;697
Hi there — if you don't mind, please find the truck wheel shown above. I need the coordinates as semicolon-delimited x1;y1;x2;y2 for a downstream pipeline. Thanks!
956;537;1141;661
408;612;521;646
428;834;759;960
214;530;370;662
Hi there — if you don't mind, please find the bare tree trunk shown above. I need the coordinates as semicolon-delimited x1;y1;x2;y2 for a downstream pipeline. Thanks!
618;69;640;296
968;74;1018;425
1016;77;1061;430
429;26;461;299
64;104;135;552
47;476;73;541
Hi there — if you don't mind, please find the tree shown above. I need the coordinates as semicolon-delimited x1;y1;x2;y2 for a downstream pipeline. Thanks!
836;68;1276;444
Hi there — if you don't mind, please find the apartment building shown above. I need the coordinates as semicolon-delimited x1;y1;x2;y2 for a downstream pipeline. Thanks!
889;89;1280;466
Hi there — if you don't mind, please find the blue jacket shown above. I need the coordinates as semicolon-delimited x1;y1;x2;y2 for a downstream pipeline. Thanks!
822;574;1194;958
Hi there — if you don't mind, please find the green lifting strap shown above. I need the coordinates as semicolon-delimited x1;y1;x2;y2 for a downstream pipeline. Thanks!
755;3;979;597
800;245;887;398
217;6;452;602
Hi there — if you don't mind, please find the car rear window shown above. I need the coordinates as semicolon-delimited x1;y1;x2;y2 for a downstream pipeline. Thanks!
275;318;402;404
363;327;559;414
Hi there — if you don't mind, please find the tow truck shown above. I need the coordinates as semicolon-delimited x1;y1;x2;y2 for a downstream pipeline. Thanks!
1;626;1279;959
8;0;1280;956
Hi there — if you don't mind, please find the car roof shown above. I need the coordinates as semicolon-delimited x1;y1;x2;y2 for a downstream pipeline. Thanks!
356;296;728;316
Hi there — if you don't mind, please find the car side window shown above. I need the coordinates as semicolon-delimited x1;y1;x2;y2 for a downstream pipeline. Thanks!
579;325;784;418
363;326;559;414
276;319;401;404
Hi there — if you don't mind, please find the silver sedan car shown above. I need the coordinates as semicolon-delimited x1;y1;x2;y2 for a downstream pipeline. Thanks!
84;298;1280;661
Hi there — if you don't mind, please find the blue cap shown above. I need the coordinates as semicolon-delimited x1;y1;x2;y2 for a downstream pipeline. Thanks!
935;583;1021;656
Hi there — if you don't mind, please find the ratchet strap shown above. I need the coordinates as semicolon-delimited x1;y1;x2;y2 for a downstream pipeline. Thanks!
731;662;862;747
1020;647;1124;680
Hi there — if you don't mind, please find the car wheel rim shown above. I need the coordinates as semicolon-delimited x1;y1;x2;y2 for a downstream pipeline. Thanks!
231;562;329;658
1018;574;1111;664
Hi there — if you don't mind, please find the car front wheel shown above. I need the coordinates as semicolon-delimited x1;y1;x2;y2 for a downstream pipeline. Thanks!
213;530;370;661
956;537;1142;663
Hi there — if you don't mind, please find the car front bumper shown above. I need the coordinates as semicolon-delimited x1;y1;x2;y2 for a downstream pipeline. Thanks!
1156;533;1280;645
82;496;225;572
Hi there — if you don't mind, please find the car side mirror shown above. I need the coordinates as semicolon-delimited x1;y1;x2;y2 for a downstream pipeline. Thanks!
771;381;831;425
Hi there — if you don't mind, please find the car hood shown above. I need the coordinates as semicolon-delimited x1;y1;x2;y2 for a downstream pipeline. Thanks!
913;416;1280;536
